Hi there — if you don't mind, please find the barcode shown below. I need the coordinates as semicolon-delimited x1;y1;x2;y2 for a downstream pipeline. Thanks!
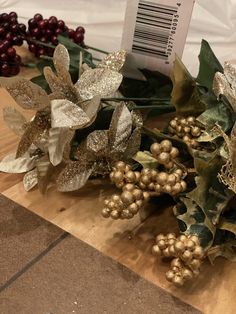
132;0;178;60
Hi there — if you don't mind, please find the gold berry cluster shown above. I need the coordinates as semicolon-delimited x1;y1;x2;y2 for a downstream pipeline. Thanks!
168;116;202;148
102;140;188;220
152;233;204;286
101;183;149;220
150;139;179;169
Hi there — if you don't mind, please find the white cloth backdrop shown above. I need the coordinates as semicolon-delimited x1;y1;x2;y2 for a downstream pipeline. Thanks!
1;0;236;75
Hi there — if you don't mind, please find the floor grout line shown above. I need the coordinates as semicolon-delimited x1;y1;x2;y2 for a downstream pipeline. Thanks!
0;232;69;293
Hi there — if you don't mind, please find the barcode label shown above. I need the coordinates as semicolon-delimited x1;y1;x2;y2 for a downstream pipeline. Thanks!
121;0;195;77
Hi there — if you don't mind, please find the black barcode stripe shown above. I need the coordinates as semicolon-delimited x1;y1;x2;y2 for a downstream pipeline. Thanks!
132;0;178;60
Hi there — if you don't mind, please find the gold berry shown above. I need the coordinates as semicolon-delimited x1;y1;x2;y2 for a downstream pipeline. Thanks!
150;143;161;155
110;210;119;219
157;172;168;185
121;191;134;205
115;161;126;171
128;203;139;214
160;140;172;152
152;245;161;255
158;152;170;164
101;208;110;218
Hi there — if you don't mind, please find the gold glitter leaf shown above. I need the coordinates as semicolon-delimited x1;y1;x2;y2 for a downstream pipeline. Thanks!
53;44;70;77
97;50;127;72
44;67;79;104
76;68;123;100
3;107;27;136
86;130;109;156
36;155;53;194
0;77;50;110
213;69;236;112
16;110;51;158
0;153;36;173
124;128;142;160
108;103;132;154
57;161;94;192
23;169;38;191
48;127;74;166
51;99;90;129
79;95;101;121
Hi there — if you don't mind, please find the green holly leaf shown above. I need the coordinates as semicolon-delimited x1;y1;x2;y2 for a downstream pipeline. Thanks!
197;39;223;91
171;56;205;115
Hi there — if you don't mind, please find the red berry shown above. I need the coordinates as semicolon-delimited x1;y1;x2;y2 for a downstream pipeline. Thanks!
0;53;8;62
9;12;18;19
34;13;43;22
14;54;22;64
10;24;19;33
74;32;84;43
51;35;58;45
13;36;23;46
37;47;46;56
45;29;53;38
40;36;47;43
7;47;16;58
55;28;62;35
1;63;10;76
57;20;65;29
28;18;37;29
19;23;26;33
76;26;85;34
2;22;10;30
0;27;6;37
31;27;41;37
29;44;36;53
38;19;48;29
10;65;20;76
68;29;75;38
48;18;57;29
1;13;9;22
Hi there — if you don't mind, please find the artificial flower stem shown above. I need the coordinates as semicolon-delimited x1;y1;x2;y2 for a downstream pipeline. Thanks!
132;105;175;110
85;45;109;55
28;39;56;49
101;97;171;102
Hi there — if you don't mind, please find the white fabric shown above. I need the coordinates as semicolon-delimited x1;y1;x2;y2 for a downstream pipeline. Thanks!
1;0;236;76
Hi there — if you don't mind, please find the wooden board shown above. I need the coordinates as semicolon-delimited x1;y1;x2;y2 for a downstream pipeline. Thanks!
0;47;236;314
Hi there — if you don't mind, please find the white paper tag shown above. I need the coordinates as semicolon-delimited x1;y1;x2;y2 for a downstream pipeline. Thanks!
121;0;195;77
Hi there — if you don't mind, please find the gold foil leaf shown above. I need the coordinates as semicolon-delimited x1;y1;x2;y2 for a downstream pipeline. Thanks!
16;110;50;158
48;127;74;166
108;103;132;154
3;107;27;136
97;50;127;72
51;99;90;129
44;67;79;104
86;130;109;156
36;155;53;194
57;161;94;192
0;77;50;110
76;68;122;100
0;153;36;173
23;169;38;191
213;71;236;112
133;151;158;169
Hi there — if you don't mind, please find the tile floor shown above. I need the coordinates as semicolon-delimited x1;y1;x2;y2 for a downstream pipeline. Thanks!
0;194;200;314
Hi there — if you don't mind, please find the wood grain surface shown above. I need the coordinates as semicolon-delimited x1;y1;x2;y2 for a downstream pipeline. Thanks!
0;47;235;314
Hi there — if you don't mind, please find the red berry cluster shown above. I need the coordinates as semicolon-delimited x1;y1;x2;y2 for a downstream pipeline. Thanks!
27;13;85;57
0;12;25;76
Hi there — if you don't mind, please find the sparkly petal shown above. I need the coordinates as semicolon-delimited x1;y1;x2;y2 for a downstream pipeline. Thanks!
44;67;80;104
78;95;101;121
33;129;49;153
108;103;132;154
16;110;51;158
224;61;236;90
97;50;127;72
3;107;27;136
213;72;236;112
51;99;90;129
86;130;109;156
53;44;70;75
0;77;50;110
23;169;38;191
57;161;94;192
131;110;143;128
124;127;142;160
48;127;74;166
76;68;123;100
0;153;36;173
36;155;53;194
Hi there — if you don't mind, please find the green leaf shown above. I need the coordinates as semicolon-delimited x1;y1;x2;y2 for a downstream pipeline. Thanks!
197;39;223;90
133;151;158;169
171;56;205;115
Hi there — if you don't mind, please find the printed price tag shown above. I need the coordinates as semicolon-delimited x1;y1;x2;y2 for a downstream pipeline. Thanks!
121;0;195;76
